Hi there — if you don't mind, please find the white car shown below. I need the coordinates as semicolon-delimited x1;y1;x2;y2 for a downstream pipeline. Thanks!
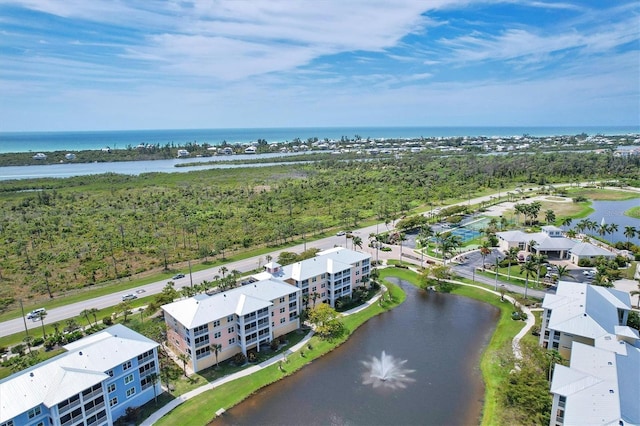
336;231;346;236
583;270;595;277
122;293;137;301
27;308;46;319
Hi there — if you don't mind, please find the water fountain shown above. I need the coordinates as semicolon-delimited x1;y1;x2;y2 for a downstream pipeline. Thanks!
362;351;415;389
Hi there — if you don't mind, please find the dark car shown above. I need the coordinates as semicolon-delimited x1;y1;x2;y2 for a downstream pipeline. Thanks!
172;273;185;280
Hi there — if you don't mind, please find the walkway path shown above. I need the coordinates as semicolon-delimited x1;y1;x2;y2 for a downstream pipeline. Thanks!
142;330;314;425
142;290;384;425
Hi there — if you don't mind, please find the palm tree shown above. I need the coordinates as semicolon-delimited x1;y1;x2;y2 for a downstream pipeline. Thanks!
352;236;363;251
624;226;637;249
177;352;190;376
606;223;618;245
505;247;519;280
38;311;48;339
561;217;573;230
479;241;491;268
89;308;99;326
23;335;33;355
80;309;92;328
545;209;556;225
520;259;537;299
210;343;222;368
555;265;572;281
533;253;548;286
417;225;433;268
219;266;228;279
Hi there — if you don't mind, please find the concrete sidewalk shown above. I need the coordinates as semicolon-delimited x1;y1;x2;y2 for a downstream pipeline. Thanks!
141;330;314;425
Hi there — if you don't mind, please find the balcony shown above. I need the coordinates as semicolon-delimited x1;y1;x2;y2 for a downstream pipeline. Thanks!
58;399;81;415
137;354;154;365
84;401;106;417
194;328;208;337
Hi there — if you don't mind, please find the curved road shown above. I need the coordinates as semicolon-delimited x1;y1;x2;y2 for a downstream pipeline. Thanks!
1;187;584;338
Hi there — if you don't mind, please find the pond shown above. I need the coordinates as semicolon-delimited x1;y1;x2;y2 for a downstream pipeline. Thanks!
211;280;499;426
586;198;640;244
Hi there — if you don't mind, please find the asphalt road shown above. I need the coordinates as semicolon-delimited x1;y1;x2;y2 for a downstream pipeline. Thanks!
0;189;556;338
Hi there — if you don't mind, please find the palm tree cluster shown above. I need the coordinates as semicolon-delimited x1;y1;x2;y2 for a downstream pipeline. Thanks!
513;202;542;225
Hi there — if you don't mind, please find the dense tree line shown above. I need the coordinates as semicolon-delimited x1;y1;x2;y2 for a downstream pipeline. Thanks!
0;151;637;310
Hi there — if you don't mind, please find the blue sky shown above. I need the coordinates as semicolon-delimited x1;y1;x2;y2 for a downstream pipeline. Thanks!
0;0;638;131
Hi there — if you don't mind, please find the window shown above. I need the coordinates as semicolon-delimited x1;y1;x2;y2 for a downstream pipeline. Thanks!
195;335;210;346
321;292;325;297
106;369;114;377
280;318;285;324
107;383;116;393
139;361;156;376
125;374;134;384
137;349;154;362
312;277;317;282
289;312;297;320
28;407;41;419
321;283;325;288
126;387;136;398
122;360;132;371
227;326;234;333
110;397;118;407
312;286;316;291
196;346;210;359
213;320;221;327
214;331;221;338
84;396;104;412
279;307;285;313
279;297;285;303
289;292;297;300
227;315;234;322
1;421;14;426
228;337;235;344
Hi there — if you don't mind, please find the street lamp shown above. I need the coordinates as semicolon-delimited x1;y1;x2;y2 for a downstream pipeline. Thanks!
494;256;500;291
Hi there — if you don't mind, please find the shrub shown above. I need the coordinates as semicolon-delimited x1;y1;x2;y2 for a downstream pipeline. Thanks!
234;352;247;365
270;339;280;351
11;344;25;355
577;258;593;267
32;337;44;346
380;246;392;252
102;316;113;326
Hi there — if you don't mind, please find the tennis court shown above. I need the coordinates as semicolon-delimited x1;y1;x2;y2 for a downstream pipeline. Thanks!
450;227;481;242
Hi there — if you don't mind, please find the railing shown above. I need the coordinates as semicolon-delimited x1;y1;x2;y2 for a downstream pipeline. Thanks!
82;389;103;401
137;354;154;365
84;401;105;417
58;399;81;414
194;328;209;337
244;326;257;334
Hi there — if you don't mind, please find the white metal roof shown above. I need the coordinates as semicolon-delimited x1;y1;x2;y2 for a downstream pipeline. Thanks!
0;324;158;422
569;242;616;257
551;342;621;425
543;282;631;339
161;278;299;329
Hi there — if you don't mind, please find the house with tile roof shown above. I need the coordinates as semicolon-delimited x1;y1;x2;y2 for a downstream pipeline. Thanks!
0;324;160;426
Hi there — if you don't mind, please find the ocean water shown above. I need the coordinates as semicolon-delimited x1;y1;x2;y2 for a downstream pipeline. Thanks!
0;126;638;154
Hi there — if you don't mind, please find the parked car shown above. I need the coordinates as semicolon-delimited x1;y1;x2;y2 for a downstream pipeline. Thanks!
583;270;596;277
336;231;346;236
172;273;185;280
122;293;137;301
27;308;46;319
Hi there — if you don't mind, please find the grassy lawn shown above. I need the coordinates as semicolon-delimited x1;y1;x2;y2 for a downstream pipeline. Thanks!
565;187;640;201
154;283;405;426
626;206;640;219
